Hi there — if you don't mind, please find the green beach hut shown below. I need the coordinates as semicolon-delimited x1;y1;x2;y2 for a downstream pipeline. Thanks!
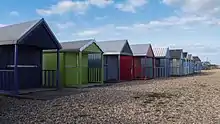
43;39;103;87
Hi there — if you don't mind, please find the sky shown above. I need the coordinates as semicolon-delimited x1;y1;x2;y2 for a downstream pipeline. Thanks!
0;0;220;64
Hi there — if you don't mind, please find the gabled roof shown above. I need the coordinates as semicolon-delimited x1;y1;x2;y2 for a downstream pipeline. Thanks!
130;44;151;56
169;49;183;59
183;52;188;58
60;39;102;52
153;47;168;58
0;18;61;49
187;54;192;60
97;40;132;55
193;56;201;61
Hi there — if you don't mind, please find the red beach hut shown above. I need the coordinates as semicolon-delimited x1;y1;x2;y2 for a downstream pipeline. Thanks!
130;44;155;79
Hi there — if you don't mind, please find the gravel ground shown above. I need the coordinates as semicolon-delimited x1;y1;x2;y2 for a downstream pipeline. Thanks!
1;70;220;124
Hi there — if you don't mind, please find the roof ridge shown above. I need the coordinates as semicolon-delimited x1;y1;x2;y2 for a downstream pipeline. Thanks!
61;39;94;43
98;39;127;43
0;18;42;29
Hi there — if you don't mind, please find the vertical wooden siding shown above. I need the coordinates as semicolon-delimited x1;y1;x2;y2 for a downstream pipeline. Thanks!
17;45;42;89
88;53;102;83
170;59;183;76
103;55;119;82
133;57;146;79
120;56;133;81
146;57;154;78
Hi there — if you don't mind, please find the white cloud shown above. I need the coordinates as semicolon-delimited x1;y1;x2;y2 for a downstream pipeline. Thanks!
36;0;89;16
114;15;220;31
95;16;108;20
116;26;132;30
75;30;100;36
170;43;220;57
89;0;114;7
9;11;19;16
73;24;122;38
115;0;147;13
56;22;75;29
74;14;220;38
146;15;209;27
162;0;220;16
36;0;113;16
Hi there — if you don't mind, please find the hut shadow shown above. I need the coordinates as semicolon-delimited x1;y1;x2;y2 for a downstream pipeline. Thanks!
13;88;89;101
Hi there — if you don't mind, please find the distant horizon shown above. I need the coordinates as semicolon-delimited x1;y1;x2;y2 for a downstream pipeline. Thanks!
0;0;219;63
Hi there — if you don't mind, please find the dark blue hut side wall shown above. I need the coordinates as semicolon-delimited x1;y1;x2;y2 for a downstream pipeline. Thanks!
17;45;42;89
0;45;42;90
0;45;14;69
0;45;14;91
104;55;119;82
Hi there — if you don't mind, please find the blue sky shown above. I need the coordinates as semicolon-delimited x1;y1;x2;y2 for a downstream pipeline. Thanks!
0;0;220;63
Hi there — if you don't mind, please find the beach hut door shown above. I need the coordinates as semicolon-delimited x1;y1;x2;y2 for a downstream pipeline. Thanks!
64;53;78;86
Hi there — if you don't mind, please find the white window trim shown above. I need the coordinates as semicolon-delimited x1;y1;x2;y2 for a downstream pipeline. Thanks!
7;65;38;68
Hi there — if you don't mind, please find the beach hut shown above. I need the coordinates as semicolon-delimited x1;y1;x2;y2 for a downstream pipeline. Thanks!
187;54;194;74
43;39;103;87
169;49;184;76
96;40;133;82
0;18;62;95
153;47;170;78
193;56;202;73
130;44;155;80
183;52;189;75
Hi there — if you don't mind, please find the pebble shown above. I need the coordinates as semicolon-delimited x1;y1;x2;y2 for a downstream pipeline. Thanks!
1;70;220;124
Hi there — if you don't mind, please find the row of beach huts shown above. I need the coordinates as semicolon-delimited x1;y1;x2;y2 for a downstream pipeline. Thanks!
0;19;202;95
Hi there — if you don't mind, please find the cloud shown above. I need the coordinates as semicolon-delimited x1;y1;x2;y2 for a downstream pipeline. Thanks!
74;30;100;36
114;15;220;31
162;0;220;16
170;43;220;57
36;0;89;16
69;14;220;41
0;24;6;27
73;14;220;39
73;24;122;39
89;0;114;8
116;26;132;30
95;16;108;20
36;0;113;16
56;22;75;29
9;11;19;16
115;0;147;13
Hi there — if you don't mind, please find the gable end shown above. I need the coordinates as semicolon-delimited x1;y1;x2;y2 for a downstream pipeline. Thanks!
147;45;154;57
120;40;133;55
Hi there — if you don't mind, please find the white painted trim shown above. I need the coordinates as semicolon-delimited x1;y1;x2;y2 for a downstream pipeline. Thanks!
0;70;14;72
103;52;121;55
7;65;38;68
133;54;147;56
79;39;96;52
